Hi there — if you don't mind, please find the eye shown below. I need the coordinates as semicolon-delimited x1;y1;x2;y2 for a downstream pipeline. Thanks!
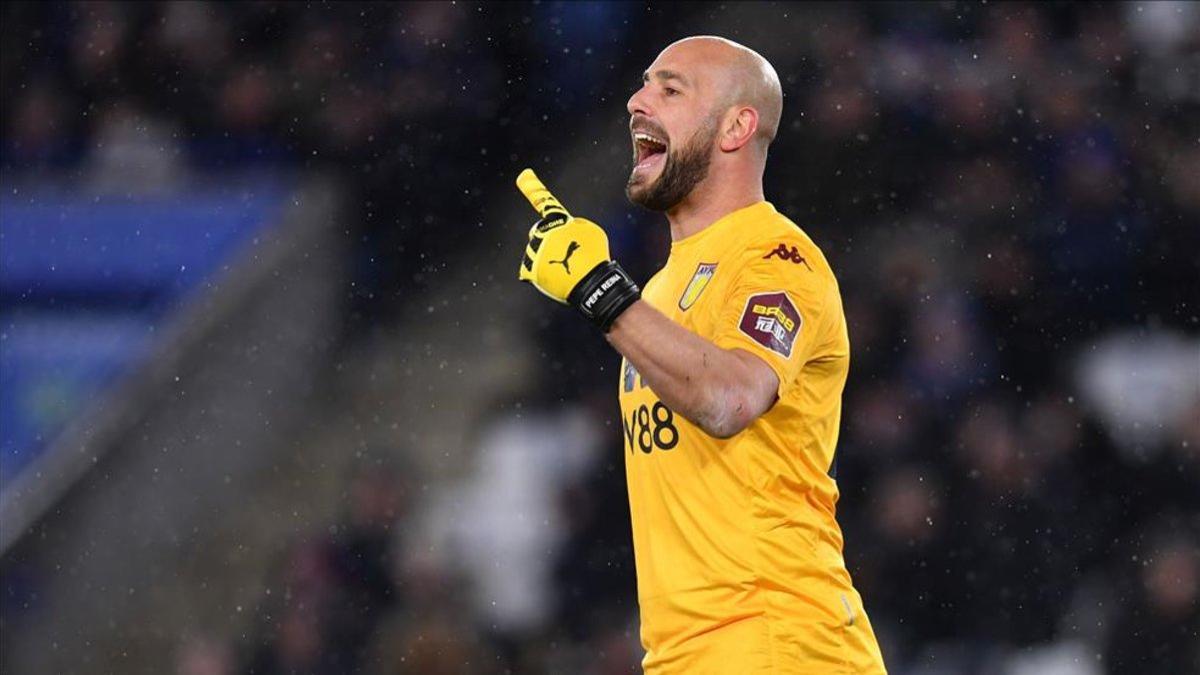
664;87;679;97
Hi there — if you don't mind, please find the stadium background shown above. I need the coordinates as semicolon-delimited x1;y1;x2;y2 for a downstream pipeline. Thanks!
1;2;1197;674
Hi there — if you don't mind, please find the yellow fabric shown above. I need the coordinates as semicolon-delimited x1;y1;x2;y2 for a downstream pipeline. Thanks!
518;216;611;304
618;202;886;674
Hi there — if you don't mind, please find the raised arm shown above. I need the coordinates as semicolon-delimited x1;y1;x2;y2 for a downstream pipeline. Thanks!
607;301;778;438
514;170;785;439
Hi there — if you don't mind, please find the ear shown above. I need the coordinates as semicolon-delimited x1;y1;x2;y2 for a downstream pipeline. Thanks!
719;106;759;153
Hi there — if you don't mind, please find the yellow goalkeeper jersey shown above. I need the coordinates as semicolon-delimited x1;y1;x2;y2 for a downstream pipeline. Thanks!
618;201;886;674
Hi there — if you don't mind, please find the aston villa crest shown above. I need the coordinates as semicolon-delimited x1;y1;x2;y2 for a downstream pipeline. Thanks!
678;263;718;310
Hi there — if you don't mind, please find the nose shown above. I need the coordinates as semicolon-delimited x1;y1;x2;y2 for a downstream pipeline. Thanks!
627;83;651;118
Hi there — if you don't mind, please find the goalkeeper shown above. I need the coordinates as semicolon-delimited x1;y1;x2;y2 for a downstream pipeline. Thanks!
518;36;886;674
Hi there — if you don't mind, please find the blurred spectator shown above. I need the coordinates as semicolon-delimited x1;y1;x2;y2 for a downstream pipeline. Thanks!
859;464;955;660
1104;526;1200;673
176;633;234;675
1076;331;1200;459
433;401;603;663
369;611;497;675
246;459;408;674
84;101;183;194
4;79;74;166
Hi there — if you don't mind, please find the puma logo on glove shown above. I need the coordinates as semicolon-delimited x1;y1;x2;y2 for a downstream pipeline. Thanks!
549;241;581;274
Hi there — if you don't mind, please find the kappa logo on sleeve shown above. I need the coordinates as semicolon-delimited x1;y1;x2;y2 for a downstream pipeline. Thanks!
763;243;812;270
738;291;802;358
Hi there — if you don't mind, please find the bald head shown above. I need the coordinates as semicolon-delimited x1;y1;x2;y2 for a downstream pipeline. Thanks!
661;36;783;149
626;36;783;213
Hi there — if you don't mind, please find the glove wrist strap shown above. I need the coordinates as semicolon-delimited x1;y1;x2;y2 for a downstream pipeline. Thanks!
568;260;640;332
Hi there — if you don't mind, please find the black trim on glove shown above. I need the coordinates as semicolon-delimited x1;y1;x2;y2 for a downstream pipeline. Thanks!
567;260;641;332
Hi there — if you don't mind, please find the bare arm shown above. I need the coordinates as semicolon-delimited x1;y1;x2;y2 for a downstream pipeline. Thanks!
606;300;779;438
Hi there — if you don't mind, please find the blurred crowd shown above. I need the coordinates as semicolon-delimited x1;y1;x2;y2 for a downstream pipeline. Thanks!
2;0;536;323
3;2;1199;675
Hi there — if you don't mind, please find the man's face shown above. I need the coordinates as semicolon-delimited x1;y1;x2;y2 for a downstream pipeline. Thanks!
626;44;723;212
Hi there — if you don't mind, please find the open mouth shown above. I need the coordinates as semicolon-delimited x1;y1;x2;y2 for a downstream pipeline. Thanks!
632;131;668;172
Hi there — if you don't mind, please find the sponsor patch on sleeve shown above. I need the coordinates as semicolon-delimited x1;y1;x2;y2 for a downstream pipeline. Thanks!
738;291;802;358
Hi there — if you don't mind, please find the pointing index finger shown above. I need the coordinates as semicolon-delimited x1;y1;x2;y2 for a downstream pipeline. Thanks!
516;168;571;221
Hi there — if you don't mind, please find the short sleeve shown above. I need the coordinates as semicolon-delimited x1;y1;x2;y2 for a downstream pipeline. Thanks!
711;242;831;396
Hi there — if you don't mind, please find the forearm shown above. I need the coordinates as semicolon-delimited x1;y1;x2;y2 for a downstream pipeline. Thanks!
509;170;775;434
606;300;774;437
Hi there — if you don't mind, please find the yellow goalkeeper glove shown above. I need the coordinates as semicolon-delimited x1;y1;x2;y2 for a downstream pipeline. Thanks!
516;169;640;331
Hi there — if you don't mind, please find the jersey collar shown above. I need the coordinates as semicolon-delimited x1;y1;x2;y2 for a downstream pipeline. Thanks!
670;201;776;254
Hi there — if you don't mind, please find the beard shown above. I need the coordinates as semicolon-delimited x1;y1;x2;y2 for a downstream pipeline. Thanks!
626;114;719;212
